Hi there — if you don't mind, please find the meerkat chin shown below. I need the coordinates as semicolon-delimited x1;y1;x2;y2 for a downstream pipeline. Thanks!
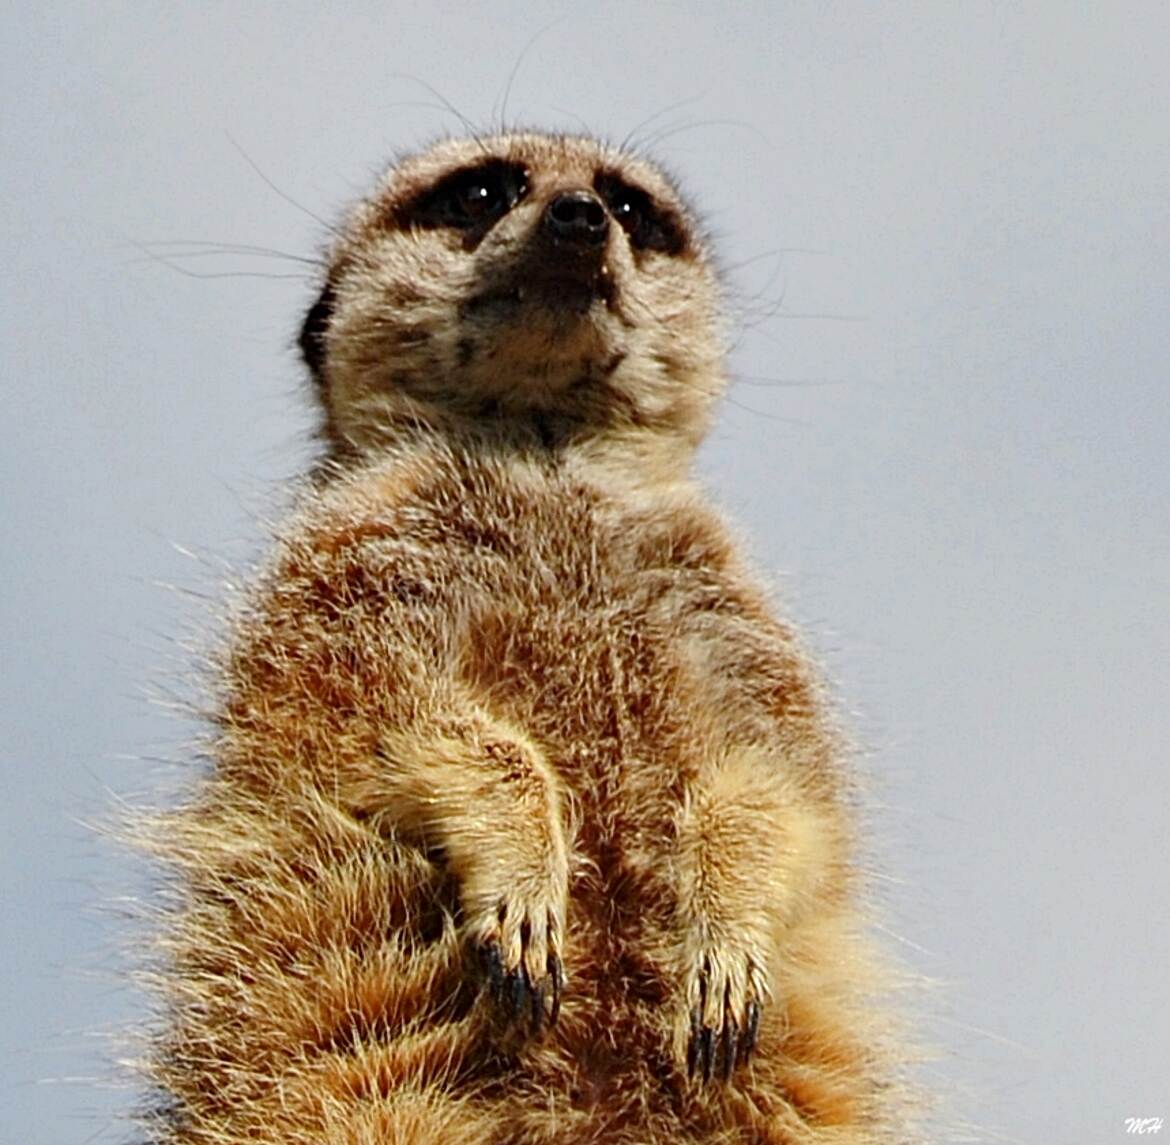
134;132;920;1144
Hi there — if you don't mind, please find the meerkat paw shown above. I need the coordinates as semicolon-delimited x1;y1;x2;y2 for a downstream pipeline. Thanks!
465;873;567;1033
680;934;771;1082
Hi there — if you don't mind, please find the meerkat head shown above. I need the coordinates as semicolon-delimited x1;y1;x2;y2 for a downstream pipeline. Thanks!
300;132;725;477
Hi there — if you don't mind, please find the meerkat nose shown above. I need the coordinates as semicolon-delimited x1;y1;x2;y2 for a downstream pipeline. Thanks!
544;191;610;248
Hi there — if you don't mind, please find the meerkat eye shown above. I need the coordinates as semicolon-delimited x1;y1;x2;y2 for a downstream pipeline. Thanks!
456;179;502;220
413;162;529;230
608;190;642;234
595;173;685;255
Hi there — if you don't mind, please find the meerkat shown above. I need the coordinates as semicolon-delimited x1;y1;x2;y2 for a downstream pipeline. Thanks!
136;131;917;1144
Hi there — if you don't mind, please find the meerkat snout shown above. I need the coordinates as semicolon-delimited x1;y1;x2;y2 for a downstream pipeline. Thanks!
543;189;610;247
481;183;612;316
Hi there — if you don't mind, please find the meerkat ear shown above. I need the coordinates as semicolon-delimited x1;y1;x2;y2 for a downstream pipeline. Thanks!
298;282;335;383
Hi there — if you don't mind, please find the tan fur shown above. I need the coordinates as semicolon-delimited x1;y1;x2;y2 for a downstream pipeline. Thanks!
135;132;918;1142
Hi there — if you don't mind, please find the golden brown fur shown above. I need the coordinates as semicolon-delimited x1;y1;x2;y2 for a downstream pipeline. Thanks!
135;132;916;1143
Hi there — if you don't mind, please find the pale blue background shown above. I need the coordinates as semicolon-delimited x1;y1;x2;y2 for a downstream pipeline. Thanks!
3;3;1167;1142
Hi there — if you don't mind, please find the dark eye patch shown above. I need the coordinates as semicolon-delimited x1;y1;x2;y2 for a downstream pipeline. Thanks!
594;172;687;255
406;161;530;231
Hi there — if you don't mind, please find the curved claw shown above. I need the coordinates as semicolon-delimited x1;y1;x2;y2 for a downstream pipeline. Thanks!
721;1021;739;1080
700;1025;715;1081
743;999;761;1055
548;953;564;1026
684;968;766;1083
508;965;528;1019
483;943;506;999
476;938;564;1034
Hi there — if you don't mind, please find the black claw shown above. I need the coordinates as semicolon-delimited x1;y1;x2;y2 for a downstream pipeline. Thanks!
687;1009;701;1076
700;1025;715;1082
743;1000;761;1056
722;1022;738;1080
508;969;527;1019
548;954;564;1026
478;935;569;1036
483;944;506;1000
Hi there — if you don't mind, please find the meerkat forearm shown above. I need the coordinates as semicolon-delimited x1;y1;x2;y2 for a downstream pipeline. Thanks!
375;708;569;1022
675;744;845;1079
223;555;571;1026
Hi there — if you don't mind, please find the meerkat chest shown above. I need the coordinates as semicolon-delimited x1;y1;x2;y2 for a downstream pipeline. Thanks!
441;473;718;794
321;452;732;792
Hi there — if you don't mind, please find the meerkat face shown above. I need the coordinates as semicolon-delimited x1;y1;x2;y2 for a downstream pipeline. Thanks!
301;133;725;463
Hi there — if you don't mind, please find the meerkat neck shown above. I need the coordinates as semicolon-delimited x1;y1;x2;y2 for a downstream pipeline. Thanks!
565;425;705;487
320;401;711;489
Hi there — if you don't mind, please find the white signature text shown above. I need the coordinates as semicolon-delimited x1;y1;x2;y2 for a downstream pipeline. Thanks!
1126;1119;1163;1135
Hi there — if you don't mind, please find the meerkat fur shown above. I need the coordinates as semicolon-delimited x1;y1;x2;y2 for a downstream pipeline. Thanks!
131;131;921;1144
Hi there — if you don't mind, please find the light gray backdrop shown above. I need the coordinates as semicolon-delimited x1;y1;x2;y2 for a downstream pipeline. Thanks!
3;3;1167;1143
